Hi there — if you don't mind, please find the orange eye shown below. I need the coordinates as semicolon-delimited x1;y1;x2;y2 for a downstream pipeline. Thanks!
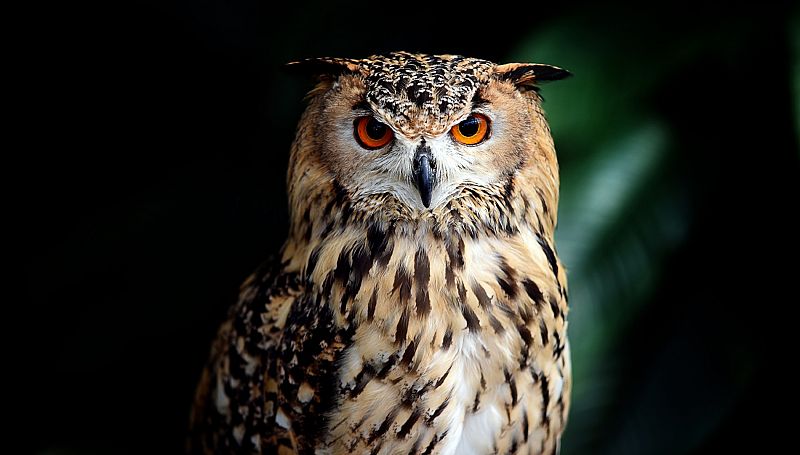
451;113;490;145
354;116;394;149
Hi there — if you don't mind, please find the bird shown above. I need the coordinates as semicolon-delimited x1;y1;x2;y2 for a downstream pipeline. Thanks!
189;51;572;454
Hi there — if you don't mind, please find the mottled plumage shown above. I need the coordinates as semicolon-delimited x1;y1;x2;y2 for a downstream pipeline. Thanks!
189;52;572;454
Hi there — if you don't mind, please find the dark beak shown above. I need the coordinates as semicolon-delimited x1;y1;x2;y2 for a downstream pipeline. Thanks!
413;143;435;208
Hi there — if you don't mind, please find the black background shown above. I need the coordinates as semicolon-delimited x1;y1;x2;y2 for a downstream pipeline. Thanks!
17;1;798;453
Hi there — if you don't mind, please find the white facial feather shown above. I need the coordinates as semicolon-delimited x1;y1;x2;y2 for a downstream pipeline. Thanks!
348;112;505;211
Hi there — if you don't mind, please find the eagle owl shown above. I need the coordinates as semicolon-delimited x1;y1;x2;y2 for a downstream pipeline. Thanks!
190;52;571;454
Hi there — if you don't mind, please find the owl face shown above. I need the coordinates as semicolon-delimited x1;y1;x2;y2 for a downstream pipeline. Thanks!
290;52;569;221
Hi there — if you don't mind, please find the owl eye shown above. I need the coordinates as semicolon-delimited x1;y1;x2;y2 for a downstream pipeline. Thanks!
451;113;490;145
354;116;394;149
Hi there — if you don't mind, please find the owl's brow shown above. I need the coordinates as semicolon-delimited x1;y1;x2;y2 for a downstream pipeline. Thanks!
352;101;372;113
471;91;489;110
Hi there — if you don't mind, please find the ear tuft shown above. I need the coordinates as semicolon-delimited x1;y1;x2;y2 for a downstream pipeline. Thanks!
285;57;365;80
495;63;572;88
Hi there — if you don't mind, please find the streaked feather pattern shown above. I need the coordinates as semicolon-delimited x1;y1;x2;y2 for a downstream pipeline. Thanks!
190;52;570;454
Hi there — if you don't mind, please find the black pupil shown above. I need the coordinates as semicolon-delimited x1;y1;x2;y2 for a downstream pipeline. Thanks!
366;118;387;140
459;116;480;137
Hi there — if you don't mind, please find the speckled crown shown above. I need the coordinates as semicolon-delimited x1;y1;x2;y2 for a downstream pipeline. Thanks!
288;51;570;135
291;52;495;134
361;52;494;132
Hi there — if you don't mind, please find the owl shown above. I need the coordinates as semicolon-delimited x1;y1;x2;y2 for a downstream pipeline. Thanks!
189;52;571;454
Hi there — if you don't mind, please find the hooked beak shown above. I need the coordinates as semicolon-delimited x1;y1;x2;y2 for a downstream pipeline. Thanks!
412;142;435;208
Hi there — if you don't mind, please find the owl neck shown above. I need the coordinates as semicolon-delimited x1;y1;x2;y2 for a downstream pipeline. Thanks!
279;172;564;345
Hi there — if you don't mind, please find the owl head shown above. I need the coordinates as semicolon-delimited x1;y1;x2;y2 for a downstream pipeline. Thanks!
285;52;569;239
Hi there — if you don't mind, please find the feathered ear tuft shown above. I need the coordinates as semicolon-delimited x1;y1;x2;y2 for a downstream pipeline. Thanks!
285;57;366;81
495;63;572;89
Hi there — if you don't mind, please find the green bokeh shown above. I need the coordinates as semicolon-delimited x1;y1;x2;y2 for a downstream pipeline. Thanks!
508;6;796;453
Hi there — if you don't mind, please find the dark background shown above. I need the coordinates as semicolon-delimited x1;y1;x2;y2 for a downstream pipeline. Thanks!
18;1;798;453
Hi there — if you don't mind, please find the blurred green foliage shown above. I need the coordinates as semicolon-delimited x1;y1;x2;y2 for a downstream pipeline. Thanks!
510;7;797;454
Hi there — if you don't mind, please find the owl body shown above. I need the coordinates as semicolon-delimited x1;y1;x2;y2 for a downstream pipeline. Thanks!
190;52;571;454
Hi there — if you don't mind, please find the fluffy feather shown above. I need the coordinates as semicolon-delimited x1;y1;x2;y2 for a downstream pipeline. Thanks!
189;52;570;454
